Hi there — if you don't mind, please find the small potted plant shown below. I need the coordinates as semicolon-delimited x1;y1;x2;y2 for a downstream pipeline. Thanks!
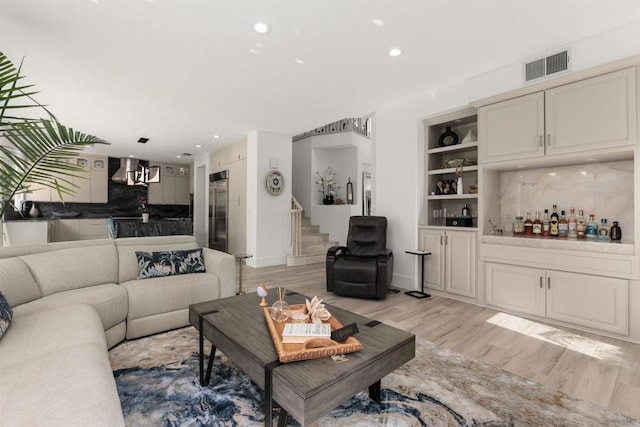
315;167;340;205
139;196;149;223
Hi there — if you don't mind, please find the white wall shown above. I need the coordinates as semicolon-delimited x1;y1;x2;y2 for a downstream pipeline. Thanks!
193;152;210;248
375;21;640;291
246;130;293;267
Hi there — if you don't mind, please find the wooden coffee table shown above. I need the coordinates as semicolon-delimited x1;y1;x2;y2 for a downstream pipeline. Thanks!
189;292;415;426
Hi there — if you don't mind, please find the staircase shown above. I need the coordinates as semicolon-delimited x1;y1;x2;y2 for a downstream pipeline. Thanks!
287;216;337;266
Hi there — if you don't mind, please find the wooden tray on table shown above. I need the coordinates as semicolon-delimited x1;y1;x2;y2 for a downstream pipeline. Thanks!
262;308;363;363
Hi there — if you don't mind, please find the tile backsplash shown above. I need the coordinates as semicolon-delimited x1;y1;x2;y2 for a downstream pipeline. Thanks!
499;160;633;240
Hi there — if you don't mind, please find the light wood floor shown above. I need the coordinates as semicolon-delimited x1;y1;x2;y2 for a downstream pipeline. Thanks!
240;263;640;420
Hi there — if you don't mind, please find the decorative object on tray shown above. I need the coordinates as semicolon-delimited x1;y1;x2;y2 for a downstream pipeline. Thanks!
438;126;459;147
256;283;268;307
270;287;289;322
305;296;332;324
461;128;477;144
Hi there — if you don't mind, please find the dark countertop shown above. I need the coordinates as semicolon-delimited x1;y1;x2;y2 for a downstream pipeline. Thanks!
106;217;193;238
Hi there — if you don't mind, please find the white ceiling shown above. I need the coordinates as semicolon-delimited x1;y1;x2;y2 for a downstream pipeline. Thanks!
2;0;640;163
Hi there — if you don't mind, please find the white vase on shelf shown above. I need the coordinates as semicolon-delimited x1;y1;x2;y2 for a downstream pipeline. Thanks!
461;129;477;144
29;203;40;218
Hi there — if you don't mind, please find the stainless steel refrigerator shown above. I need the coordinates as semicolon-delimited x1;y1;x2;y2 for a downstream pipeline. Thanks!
209;170;228;252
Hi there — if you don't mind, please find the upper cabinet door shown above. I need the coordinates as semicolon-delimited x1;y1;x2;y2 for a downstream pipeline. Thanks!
545;67;636;155
479;92;545;163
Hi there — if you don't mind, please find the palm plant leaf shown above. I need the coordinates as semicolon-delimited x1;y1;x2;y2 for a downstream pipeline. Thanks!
0;51;109;218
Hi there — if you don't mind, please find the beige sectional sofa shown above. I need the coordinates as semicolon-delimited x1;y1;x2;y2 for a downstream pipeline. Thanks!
0;235;236;426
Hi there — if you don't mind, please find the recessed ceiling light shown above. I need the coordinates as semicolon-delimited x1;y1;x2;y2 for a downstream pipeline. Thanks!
294;58;305;65
388;48;403;57
213;134;221;139
249;48;259;54
372;18;385;26
196;144;202;148
128;154;135;158
253;22;271;34
176;155;182;159
256;43;264;48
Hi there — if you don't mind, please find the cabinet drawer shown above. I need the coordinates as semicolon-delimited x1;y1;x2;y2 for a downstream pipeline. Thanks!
481;243;639;280
78;219;107;237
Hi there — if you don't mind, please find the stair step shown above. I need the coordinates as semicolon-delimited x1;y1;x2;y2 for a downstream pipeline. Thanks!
301;241;337;255
301;225;320;234
301;233;330;244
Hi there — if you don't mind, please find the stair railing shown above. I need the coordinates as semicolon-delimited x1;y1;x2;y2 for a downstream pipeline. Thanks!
290;196;304;256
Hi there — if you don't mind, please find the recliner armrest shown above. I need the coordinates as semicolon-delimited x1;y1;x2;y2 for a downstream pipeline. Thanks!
377;249;393;263
327;246;348;260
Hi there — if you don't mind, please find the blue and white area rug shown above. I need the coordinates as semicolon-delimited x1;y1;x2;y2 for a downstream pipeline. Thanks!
109;327;638;426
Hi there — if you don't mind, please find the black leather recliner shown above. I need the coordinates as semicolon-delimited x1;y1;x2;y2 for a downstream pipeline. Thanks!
326;216;393;300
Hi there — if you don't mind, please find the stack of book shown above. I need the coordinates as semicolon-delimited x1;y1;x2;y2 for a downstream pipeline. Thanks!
281;323;331;343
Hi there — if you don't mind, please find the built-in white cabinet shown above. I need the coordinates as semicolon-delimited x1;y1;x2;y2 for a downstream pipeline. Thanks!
56;218;108;242
148;163;190;205
25;155;108;203
2;220;54;246
419;228;476;299
485;261;629;336
479;67;636;163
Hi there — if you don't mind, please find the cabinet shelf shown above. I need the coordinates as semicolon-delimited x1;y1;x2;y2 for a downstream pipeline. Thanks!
428;165;478;175
428;142;478;155
427;194;478;200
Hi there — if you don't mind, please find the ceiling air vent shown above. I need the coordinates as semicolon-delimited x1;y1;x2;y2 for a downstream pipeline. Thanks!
524;49;570;83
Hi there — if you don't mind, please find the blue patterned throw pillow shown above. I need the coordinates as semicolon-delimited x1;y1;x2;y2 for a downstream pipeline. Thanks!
136;248;206;279
0;291;13;340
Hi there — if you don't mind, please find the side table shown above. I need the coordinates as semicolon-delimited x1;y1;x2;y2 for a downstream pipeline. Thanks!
405;250;431;299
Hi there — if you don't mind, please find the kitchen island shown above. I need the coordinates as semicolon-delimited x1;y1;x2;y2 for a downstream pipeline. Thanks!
107;217;193;238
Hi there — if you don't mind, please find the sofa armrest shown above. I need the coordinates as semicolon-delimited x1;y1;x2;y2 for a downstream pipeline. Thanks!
202;248;236;298
326;245;348;260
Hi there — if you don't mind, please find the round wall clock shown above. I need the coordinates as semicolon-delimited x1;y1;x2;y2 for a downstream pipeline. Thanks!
266;170;284;195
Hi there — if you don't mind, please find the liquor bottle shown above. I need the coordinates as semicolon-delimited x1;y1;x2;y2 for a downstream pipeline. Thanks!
550;205;559;237
532;211;542;236
567;207;577;239
598;218;609;241
461;203;470;217
610;221;622;241
523;212;533;235
586;213;598;239
513;216;524;235
558;210;569;238
576;209;587;239
542;209;551;237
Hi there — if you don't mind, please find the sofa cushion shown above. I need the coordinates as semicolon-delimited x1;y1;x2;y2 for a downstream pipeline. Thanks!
122;272;221;320
19;244;119;296
11;284;128;332
0;343;125;427
135;248;206;279
0;304;106;370
0;257;41;306
115;235;199;283
0;291;12;340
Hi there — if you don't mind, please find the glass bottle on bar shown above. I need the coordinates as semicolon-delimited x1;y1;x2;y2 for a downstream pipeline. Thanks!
598;218;609;241
549;205;559;237
558;210;569;238
567;207;577;239
610;221;622;241
523;212;533;235
532;210;542;236
586;213;598;239
576;209;587;239
513;216;524;235
542;209;551;237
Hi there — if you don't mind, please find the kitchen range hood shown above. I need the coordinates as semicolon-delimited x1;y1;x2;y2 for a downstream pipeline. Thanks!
111;157;161;186
111;157;140;184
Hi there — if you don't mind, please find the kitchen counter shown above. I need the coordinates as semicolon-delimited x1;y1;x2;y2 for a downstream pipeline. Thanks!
106;217;193;238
